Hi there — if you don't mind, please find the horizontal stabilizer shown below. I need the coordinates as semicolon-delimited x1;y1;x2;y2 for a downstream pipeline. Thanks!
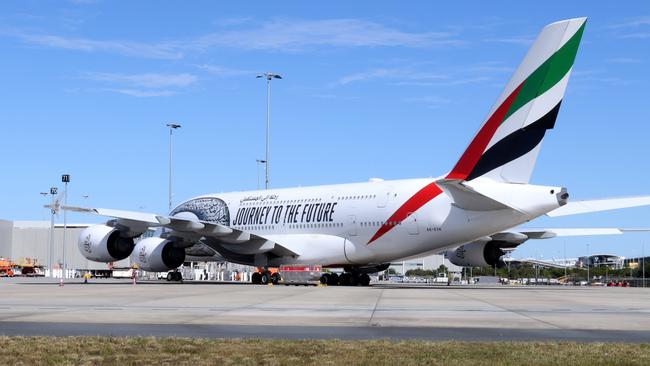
519;228;629;239
481;227;650;250
435;179;514;211
547;196;650;217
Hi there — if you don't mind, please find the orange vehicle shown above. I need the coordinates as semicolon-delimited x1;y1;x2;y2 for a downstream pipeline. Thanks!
0;258;15;277
252;267;281;285
15;258;45;277
251;266;322;285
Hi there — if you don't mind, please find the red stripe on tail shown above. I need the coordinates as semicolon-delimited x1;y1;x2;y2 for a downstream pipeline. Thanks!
446;83;523;180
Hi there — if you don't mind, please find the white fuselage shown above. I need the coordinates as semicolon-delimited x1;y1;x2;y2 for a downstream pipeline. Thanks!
175;177;564;267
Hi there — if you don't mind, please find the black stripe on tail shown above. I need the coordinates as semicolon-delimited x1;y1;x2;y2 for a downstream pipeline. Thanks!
466;101;562;181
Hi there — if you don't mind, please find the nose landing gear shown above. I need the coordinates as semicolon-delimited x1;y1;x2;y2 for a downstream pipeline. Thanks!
166;271;182;282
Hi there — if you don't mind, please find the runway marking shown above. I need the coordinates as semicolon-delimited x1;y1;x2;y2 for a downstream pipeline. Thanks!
452;291;564;330
368;289;384;327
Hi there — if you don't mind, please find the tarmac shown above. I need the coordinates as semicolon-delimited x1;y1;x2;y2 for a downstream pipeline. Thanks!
1;277;650;342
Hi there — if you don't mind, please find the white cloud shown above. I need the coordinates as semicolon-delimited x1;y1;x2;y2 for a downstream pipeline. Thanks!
213;16;254;27
609;16;650;29
605;57;643;64
620;32;650;39
403;95;451;108
6;18;462;59
12;32;182;59
192;18;462;51
336;68;449;86
195;64;253;77
83;72;197;88
107;89;176;97
609;16;650;40
483;36;534;46
80;72;197;97
335;63;502;87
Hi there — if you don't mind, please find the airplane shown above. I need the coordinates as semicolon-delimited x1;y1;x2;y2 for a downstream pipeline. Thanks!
60;17;650;286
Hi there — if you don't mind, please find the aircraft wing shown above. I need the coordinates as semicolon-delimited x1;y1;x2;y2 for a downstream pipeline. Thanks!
547;196;650;217
57;205;299;258
488;227;648;250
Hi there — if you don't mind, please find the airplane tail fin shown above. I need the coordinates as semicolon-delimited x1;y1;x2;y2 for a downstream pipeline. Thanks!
446;17;586;183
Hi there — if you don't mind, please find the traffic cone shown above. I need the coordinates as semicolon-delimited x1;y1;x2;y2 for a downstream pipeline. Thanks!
59;278;64;287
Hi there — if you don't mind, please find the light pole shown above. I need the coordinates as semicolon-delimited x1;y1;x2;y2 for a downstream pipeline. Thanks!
256;72;282;190
564;241;569;284
166;123;181;212
256;159;266;190
39;192;48;221
61;174;69;280
586;243;590;286
641;243;645;287
42;188;58;278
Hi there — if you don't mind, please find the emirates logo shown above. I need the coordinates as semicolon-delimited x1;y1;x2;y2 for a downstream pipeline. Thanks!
82;234;92;253
138;246;147;263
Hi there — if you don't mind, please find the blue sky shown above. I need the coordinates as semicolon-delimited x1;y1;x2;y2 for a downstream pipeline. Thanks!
1;1;649;259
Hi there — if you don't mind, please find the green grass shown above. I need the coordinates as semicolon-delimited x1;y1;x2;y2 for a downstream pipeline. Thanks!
1;337;649;365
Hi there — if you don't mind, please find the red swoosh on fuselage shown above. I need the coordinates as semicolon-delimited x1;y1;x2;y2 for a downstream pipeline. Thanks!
367;181;443;245
367;83;524;245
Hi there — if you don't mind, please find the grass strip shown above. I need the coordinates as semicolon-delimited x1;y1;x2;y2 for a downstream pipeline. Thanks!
1;337;649;366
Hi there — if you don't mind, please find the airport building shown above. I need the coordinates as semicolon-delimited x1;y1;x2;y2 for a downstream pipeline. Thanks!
0;220;129;276
577;254;625;269
389;255;462;275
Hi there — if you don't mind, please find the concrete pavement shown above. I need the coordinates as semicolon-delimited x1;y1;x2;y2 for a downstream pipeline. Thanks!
1;278;649;341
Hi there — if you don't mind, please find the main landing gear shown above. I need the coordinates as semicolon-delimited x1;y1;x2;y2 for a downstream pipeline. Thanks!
166;271;183;282
320;272;370;287
251;270;281;285
319;264;389;287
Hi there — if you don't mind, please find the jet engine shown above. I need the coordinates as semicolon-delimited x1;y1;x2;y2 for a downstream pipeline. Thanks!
130;237;186;272
445;241;506;268
78;225;136;262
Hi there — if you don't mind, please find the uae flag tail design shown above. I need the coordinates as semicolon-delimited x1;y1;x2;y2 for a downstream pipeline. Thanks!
447;17;587;184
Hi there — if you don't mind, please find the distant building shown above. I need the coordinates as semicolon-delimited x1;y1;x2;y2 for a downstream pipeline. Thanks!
623;256;649;269
0;219;129;276
389;255;462;275
577;254;625;269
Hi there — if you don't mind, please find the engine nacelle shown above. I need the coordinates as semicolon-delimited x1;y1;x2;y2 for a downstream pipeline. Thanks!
445;241;506;268
130;237;186;272
78;225;135;262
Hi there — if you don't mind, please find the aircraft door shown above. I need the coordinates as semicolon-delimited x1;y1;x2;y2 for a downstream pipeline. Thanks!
347;215;357;236
404;212;419;235
377;192;390;208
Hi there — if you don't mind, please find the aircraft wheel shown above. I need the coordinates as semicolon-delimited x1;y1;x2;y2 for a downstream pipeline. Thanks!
320;274;329;285
328;273;339;286
349;274;359;286
260;271;271;285
339;273;351;286
360;274;370;287
271;272;281;285
166;272;173;281
251;272;262;284
173;272;182;281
